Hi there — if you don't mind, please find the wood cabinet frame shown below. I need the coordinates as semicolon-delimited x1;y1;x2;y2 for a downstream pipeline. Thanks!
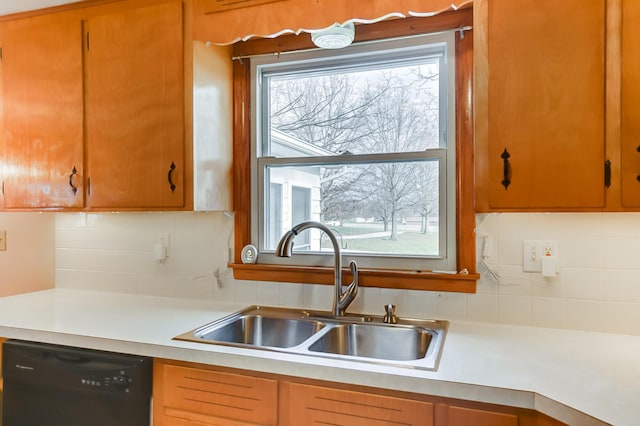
474;0;640;212
229;9;479;292
153;359;568;426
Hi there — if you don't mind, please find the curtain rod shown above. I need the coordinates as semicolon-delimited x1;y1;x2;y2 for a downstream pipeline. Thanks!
230;25;472;63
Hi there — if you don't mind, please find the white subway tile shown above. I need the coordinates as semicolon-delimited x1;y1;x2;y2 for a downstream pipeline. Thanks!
256;281;282;306
602;238;640;270
379;289;407;316
497;265;531;296
531;297;565;328
303;284;333;311
530;273;564;298
599;302;640;335
435;292;467;320
467;293;499;323
498;295;531;326
348;287;381;315
405;290;437;318
602;213;640;237
51;211;640;335
564;268;605;300
277;283;305;308
561;237;603;268
566;299;603;332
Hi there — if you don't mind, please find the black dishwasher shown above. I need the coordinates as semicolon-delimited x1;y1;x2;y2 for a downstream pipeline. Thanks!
1;340;152;426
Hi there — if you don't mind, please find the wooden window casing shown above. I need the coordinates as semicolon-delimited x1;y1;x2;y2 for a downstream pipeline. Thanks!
230;8;478;292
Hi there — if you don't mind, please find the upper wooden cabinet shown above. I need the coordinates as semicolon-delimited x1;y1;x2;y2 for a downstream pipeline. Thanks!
1;14;84;208
475;0;606;211
0;0;232;212
621;0;640;207
84;1;185;209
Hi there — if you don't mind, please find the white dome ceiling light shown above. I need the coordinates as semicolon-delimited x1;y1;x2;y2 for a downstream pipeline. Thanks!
311;22;355;49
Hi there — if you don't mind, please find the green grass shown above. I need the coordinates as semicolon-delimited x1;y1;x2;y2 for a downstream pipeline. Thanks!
322;222;439;255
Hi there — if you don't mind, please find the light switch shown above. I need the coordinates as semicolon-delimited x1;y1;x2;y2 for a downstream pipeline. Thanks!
523;240;559;273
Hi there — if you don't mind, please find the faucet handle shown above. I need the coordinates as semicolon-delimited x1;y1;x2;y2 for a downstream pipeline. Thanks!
383;304;398;324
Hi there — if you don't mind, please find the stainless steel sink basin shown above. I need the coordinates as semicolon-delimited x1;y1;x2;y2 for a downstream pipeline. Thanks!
307;323;432;361
174;306;448;371
194;314;325;348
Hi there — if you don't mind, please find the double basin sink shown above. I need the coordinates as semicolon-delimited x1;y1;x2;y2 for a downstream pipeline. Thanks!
174;306;448;371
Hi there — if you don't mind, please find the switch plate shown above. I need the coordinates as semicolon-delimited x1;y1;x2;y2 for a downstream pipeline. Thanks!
523;240;558;272
0;230;5;251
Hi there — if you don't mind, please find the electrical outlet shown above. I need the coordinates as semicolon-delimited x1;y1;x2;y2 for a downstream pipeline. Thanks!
0;230;6;251
523;240;558;272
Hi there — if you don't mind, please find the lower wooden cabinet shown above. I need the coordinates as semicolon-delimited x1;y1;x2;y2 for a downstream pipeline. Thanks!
435;404;518;426
280;382;433;426
153;359;567;426
154;361;277;425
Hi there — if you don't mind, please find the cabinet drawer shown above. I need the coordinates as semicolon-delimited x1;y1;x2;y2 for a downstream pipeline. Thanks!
438;405;518;426
162;365;277;425
281;382;433;426
163;410;258;426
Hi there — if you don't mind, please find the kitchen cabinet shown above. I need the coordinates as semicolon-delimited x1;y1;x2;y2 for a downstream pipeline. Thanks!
621;0;640;207
153;361;278;425
153;359;566;426
84;1;185;209
475;0;606;210
1;13;84;208
0;0;232;211
280;382;433;426
435;404;518;426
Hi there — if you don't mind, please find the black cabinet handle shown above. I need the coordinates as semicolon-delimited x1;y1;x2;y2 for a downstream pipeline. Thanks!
636;147;640;182
69;166;78;195
168;162;177;193
501;148;511;190
605;160;611;188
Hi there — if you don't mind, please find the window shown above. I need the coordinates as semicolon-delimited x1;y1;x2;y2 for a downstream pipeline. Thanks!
252;33;456;271
232;11;477;292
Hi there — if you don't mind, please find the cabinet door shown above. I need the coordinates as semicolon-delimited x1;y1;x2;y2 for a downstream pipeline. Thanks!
621;0;640;207
2;15;84;208
482;0;605;209
435;404;518;426
84;1;184;209
158;364;277;425
281;382;433;426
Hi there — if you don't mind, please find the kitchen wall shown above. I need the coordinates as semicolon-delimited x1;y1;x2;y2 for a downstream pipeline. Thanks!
0;212;54;296
54;211;640;335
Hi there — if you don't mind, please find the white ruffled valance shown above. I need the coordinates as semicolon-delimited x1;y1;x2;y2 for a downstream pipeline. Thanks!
192;0;473;45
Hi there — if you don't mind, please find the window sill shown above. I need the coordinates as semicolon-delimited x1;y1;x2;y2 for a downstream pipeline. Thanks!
230;263;478;293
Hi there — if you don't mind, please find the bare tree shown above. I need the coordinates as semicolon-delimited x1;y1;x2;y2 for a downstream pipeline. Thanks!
268;62;441;240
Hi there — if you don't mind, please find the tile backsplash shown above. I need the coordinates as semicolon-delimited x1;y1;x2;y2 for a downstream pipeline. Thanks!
55;212;640;335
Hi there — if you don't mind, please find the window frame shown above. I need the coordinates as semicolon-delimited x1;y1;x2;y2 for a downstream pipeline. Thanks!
230;9;478;292
253;33;456;271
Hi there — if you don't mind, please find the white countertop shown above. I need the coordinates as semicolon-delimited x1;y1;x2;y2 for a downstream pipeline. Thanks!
0;289;636;425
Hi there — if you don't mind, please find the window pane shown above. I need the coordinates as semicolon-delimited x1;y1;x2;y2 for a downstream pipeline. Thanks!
266;59;442;157
266;183;282;249
264;160;440;257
